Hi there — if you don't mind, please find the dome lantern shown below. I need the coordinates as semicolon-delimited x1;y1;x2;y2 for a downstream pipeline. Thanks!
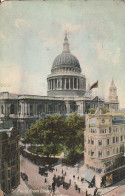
63;32;70;53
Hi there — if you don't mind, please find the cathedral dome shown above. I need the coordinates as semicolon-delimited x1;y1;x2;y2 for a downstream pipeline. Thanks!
51;33;81;72
52;52;80;69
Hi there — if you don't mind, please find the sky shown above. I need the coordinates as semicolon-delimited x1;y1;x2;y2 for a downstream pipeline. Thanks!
0;0;125;107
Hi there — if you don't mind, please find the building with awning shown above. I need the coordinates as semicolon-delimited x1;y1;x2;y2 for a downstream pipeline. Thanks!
84;170;95;184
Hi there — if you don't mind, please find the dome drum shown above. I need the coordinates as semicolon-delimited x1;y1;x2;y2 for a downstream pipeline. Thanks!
47;75;86;97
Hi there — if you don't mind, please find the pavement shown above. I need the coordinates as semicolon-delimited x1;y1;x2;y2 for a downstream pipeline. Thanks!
9;155;125;196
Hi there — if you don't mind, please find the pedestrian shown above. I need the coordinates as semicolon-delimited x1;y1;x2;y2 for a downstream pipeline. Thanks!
56;168;57;171
62;169;63;174
65;171;66;176
78;187;80;193
86;190;88;196
75;184;78;190
52;182;55;192
73;175;75;178
94;188;98;196
78;176;79;180
44;178;47;183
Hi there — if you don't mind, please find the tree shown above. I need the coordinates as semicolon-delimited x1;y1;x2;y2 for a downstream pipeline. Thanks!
88;108;96;114
100;107;109;114
24;115;65;157
64;113;85;158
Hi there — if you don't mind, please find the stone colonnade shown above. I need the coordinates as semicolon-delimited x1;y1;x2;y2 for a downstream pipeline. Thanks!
48;77;85;91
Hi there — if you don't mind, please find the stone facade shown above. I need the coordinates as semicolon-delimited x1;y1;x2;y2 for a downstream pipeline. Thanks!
84;110;125;188
0;35;119;136
0;127;20;194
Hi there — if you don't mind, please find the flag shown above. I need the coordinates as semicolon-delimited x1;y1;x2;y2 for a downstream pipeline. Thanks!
90;80;98;90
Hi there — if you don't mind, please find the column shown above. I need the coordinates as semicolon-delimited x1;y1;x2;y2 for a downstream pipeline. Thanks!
69;78;71;90
35;104;37;116
65;101;70;114
21;102;24;116
53;79;55;90
50;80;52;90
65;78;66;89
60;78;62;89
73;78;74;89
77;78;78;89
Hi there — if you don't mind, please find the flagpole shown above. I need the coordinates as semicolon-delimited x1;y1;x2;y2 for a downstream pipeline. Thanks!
98;81;99;109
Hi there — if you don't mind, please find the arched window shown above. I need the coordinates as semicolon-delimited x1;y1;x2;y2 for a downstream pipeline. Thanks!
1;105;4;114
10;104;15;114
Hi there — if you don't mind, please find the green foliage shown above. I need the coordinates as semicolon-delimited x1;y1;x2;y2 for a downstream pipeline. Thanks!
24;113;85;159
100;107;109;114
64;113;84;157
88;108;96;114
88;107;109;114
24;115;65;157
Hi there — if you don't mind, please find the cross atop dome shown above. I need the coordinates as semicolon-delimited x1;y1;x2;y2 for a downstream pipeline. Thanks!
63;31;70;53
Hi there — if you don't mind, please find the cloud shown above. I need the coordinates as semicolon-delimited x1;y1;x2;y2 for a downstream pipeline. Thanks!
14;19;29;29
62;23;82;34
0;32;5;39
0;64;22;93
38;30;45;37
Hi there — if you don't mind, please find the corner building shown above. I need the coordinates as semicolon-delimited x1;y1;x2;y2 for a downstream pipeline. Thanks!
84;110;125;188
0;34;119;136
0;127;20;194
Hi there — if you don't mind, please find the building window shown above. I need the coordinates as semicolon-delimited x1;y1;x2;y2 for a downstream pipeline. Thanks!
1;182;5;192
10;104;15;114
91;151;94;156
96;169;102;174
2;171;5;179
113;149;115;154
11;143;16;151
8;180;11;191
109;127;111;133
120;146;124;153
121;135;123;141
98;140;102;146
107;139;110;145
116;137;119;143
91;139;94;145
8;159;11;167
1;161;4;168
113;137;115;143
1;105;4;114
98;151;102;157
8;170;11;178
106;150;110;156
2;145;6;155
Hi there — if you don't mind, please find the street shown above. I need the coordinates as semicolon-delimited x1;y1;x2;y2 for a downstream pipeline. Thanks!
11;155;125;196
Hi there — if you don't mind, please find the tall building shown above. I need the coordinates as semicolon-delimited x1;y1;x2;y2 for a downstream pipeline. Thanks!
0;127;20;194
84;110;125;188
105;79;119;112
0;34;119;136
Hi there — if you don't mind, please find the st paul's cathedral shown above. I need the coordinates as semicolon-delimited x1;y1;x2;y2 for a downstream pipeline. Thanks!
0;34;119;136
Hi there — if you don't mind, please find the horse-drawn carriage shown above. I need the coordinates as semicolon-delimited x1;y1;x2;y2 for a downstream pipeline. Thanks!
21;172;28;181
